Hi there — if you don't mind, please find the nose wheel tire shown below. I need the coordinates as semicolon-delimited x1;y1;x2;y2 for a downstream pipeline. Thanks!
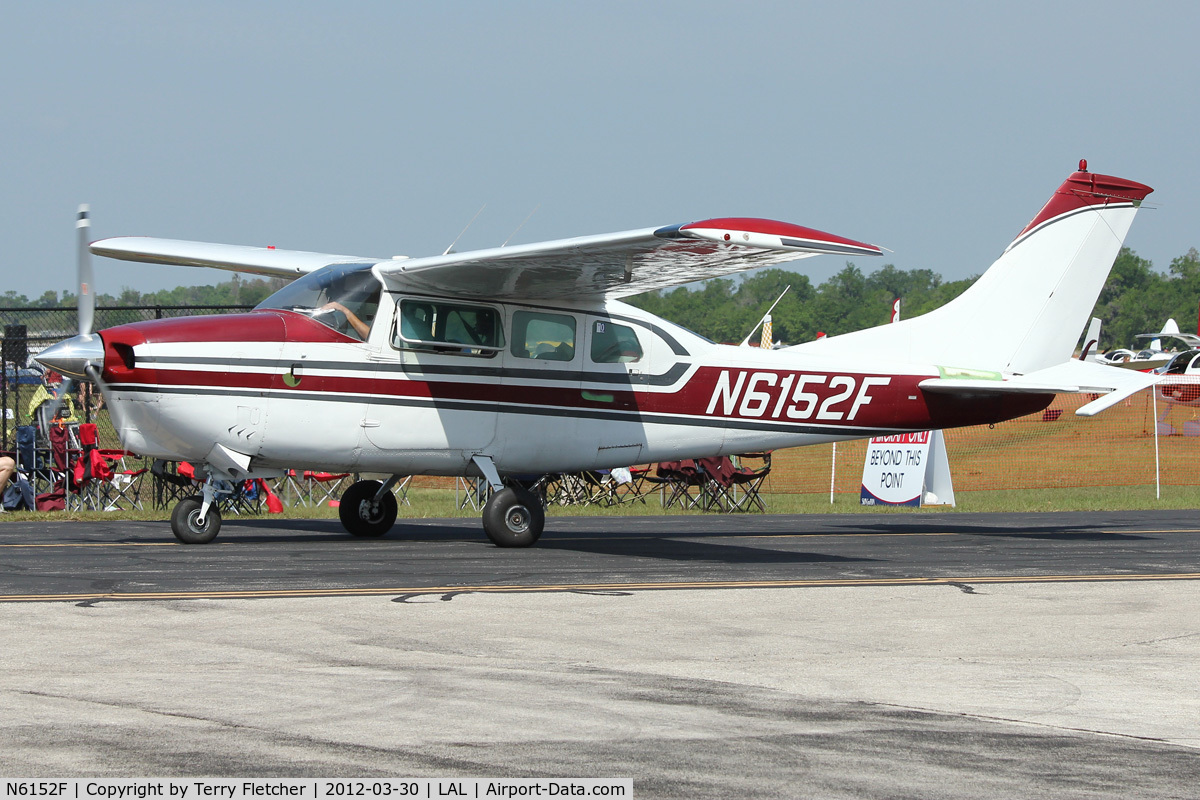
482;487;545;547
339;479;398;537
171;496;222;544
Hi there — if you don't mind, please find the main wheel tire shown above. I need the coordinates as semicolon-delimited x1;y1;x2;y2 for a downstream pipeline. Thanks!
339;479;398;537
482;487;545;547
171;496;221;544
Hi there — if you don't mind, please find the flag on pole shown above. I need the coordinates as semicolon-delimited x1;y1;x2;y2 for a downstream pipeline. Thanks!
891;298;901;323
761;314;772;349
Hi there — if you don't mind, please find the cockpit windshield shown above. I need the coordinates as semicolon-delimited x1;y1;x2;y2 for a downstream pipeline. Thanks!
255;263;383;341
1163;349;1200;375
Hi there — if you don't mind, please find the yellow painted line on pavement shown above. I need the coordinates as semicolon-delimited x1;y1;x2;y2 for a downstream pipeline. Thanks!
2;572;1200;603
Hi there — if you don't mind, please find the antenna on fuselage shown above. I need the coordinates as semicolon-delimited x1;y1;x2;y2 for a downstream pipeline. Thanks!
739;286;791;348
442;204;487;255
501;205;541;248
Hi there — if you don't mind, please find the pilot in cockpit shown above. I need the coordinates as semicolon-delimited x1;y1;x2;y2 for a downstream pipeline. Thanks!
316;271;381;340
256;264;383;342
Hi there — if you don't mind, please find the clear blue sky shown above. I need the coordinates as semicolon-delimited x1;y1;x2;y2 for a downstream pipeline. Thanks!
2;1;1196;299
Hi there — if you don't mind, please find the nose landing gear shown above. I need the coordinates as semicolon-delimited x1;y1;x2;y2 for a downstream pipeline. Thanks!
170;477;226;544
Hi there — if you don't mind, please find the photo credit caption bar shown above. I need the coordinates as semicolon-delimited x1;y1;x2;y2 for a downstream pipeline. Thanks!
1;781;632;800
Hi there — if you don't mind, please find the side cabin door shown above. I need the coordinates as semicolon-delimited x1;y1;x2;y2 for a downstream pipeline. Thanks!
360;295;504;476
577;313;655;469
496;306;585;474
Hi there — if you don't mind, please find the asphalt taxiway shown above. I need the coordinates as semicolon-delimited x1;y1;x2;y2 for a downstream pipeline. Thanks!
1;510;1198;797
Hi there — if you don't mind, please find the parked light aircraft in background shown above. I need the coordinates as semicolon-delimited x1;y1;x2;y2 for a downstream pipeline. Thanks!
1088;316;1200;421
1140;318;1200;348
37;162;1157;545
1095;318;1200;371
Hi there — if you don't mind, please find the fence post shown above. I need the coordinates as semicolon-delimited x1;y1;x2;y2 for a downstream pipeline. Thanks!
830;442;837;504
3;324;26;450
1153;388;1160;500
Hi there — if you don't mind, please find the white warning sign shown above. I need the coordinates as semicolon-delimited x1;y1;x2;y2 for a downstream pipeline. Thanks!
860;430;955;507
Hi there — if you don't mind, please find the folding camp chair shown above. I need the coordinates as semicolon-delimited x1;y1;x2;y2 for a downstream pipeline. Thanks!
610;465;652;505
15;425;52;496
581;470;621;506
95;449;148;511
285;470;353;507
694;456;737;512
542;473;592;506
151;460;196;510
42;423;83;510
457;476;490;510
726;452;772;513
70;423;115;510
390;475;412;506
656;460;709;510
217;479;264;515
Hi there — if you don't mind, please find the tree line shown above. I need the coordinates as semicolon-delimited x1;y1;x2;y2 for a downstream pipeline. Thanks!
3;247;1198;352
627;247;1200;351
0;273;282;311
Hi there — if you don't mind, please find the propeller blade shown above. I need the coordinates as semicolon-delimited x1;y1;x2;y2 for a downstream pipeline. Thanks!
84;363;107;394
77;204;94;337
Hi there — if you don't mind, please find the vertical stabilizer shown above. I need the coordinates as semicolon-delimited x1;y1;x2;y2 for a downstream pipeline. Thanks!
792;164;1153;374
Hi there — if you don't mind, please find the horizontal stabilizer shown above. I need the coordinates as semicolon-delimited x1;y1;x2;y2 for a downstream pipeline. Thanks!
919;359;1159;417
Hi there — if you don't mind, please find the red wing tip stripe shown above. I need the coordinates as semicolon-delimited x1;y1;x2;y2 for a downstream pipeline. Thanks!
674;218;880;254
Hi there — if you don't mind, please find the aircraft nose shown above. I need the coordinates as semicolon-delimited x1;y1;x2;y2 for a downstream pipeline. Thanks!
35;334;105;380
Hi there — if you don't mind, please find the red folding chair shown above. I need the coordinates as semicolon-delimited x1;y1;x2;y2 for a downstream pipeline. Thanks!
96;448;148;511
71;423;114;510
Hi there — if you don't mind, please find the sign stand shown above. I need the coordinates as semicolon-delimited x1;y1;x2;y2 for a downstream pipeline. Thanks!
921;430;955;506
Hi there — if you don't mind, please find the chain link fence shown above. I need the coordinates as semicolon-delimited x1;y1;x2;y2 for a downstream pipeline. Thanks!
2;305;252;453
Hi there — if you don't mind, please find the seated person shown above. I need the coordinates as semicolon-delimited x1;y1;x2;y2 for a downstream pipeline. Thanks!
318;301;370;339
0;455;34;512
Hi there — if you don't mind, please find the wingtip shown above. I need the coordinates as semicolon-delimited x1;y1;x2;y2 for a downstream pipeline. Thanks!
674;217;882;257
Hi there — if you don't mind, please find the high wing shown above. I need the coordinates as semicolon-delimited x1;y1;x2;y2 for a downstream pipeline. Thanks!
1135;331;1200;349
91;218;881;300
91;237;383;279
372;219;881;300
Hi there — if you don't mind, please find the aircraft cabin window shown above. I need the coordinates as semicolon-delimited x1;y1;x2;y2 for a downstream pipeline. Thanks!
511;311;576;361
590;320;643;363
393;299;504;356
255;263;382;341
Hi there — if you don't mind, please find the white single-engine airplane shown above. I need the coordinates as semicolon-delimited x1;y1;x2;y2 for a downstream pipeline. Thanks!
38;161;1157;546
